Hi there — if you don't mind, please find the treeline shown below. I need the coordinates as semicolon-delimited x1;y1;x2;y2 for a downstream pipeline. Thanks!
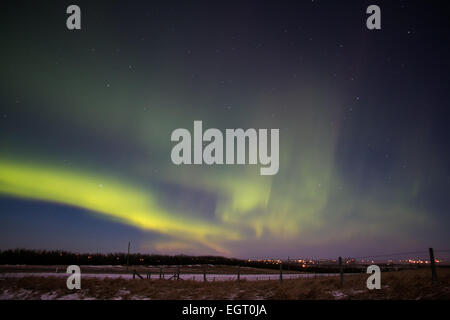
0;249;408;273
0;249;309;271
0;249;244;266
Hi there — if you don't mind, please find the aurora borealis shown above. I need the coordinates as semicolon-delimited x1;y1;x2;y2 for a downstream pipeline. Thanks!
1;0;449;259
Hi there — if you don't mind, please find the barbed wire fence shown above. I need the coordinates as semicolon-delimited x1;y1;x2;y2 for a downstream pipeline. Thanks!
131;248;449;284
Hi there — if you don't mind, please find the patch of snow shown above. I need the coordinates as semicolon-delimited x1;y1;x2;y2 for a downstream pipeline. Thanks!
81;265;123;268
117;289;130;296
40;291;58;300
0;290;15;299
331;290;347;300
1;272;343;282
129;296;150;300
0;288;34;300
57;293;83;300
349;289;366;295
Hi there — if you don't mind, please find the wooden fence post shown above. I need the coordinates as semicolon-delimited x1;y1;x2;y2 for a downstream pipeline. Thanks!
429;248;438;284
279;263;283;284
177;266;180;280
133;270;136;279
159;267;162;279
126;241;130;271
339;257;344;287
203;265;207;282
237;265;240;283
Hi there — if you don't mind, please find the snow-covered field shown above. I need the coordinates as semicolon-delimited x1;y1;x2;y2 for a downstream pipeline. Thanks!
0;288;146;300
1;272;340;281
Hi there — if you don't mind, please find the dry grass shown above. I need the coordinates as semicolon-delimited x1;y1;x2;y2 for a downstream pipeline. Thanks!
1;268;449;300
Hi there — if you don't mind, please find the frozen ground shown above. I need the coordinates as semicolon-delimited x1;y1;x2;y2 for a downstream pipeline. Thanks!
1;269;448;300
0;272;341;281
0;288;136;300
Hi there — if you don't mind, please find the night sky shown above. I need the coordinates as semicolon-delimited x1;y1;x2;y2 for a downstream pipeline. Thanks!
1;0;449;259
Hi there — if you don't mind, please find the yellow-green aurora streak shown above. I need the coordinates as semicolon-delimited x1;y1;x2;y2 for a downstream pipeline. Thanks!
0;159;241;254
